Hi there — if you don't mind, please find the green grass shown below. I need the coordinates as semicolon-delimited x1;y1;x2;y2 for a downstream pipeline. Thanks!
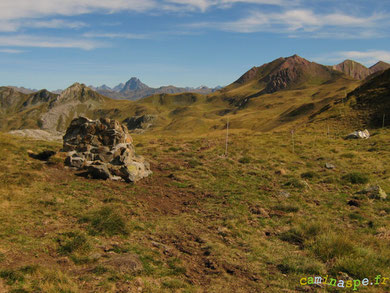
81;206;129;237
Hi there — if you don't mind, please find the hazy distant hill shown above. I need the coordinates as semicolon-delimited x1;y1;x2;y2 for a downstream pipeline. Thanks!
90;77;221;100
7;86;38;94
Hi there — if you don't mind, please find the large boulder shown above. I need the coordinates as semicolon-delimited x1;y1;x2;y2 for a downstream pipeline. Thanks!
63;117;152;182
123;114;156;133
345;129;370;139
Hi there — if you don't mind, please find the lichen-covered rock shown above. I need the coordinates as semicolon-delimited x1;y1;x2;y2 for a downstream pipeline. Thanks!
63;117;151;182
358;185;387;200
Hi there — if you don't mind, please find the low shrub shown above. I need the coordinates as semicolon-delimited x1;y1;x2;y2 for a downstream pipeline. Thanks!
342;172;369;184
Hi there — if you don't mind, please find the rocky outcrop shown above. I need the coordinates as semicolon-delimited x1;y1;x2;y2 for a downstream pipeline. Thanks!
63;117;152;182
123;115;156;132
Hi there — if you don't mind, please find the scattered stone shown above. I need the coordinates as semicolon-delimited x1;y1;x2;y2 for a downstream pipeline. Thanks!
275;169;287;176
63;117;152;182
357;185;387;200
277;191;291;198
250;206;270;218
347;199;360;207
325;163;335;169
345;129;370;139
28;150;56;161
101;253;143;273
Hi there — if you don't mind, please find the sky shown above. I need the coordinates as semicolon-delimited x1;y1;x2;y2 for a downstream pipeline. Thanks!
0;0;389;90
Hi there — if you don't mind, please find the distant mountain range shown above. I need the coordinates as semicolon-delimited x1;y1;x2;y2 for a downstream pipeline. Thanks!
88;77;222;100
1;55;390;137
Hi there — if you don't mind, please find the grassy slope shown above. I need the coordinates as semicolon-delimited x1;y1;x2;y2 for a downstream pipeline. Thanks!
0;66;361;135
0;124;389;292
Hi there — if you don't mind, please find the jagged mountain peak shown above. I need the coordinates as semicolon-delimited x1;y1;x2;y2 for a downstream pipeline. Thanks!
121;77;150;92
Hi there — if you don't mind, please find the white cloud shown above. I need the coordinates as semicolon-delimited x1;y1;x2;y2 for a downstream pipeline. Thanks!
0;35;105;50
83;32;149;39
0;48;24;53
188;9;386;38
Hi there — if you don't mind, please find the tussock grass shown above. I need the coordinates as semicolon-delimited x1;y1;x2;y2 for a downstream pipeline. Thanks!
81;206;128;236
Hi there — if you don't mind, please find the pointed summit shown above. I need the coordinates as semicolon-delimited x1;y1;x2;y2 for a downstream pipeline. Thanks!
121;77;150;92
230;54;339;95
332;60;370;80
57;83;105;104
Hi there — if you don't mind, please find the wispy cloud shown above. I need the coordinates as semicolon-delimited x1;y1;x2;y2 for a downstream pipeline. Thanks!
83;32;149;39
0;48;24;53
0;0;156;20
0;35;105;50
313;50;390;66
26;19;87;29
165;0;292;12
188;9;387;38
0;19;88;32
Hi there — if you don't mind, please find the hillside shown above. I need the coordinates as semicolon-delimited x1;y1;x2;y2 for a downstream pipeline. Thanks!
218;55;346;107
347;68;390;127
0;124;389;292
1;55;390;293
4;55;388;136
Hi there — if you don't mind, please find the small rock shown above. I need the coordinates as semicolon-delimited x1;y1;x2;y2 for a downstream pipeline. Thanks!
325;163;335;169
250;206;270;218
347;200;360;207
275;169;287;176
28;150;56;161
102;253;143;273
358;185;387;200
277;191;291;198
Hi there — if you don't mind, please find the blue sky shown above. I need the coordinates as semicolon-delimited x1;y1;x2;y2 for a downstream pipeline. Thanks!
0;0;389;90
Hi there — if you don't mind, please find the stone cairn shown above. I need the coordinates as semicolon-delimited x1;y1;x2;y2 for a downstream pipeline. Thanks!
63;117;152;182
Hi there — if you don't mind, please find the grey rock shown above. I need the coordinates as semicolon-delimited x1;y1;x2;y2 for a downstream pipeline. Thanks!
358;185;387;199
87;164;111;180
65;156;85;169
345;129;370;140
